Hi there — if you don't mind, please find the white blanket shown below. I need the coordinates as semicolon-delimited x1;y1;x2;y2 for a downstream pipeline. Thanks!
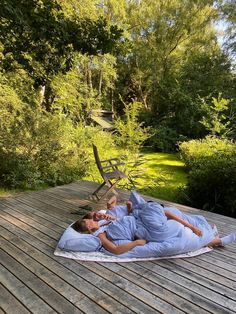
54;246;212;263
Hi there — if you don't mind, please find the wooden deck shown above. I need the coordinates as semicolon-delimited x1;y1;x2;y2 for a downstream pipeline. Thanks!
1;180;236;314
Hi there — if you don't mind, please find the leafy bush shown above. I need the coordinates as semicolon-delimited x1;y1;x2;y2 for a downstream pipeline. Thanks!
0;81;89;188
115;101;150;153
0;80;148;190
81;126;116;181
147;126;187;152
179;137;236;217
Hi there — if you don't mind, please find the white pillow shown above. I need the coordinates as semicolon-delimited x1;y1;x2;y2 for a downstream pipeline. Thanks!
58;224;101;252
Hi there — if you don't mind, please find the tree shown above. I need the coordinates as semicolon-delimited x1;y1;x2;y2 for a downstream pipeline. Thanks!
102;0;236;142
180;50;235;99
50;53;117;121
113;0;218;106
220;0;236;57
0;0;122;110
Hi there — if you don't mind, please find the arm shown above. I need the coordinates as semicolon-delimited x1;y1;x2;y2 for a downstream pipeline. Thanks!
107;195;117;209
97;232;146;255
126;201;133;215
165;210;203;237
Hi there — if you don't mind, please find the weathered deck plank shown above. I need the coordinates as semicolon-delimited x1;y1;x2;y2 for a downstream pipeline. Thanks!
1;180;236;314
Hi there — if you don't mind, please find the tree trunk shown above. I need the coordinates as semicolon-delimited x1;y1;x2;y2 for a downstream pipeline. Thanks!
38;85;45;106
42;83;54;112
98;70;103;95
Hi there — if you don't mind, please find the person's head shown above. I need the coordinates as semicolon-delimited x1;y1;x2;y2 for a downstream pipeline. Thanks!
73;219;99;233
82;212;95;220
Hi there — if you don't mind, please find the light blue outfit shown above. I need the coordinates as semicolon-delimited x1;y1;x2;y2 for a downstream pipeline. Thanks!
94;191;215;258
106;205;129;218
97;205;128;227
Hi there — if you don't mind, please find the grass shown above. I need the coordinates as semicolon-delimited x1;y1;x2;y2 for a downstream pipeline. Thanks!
133;151;187;202
0;187;26;198
0;184;49;198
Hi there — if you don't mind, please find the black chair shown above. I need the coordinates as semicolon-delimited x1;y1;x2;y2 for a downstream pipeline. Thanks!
92;144;129;201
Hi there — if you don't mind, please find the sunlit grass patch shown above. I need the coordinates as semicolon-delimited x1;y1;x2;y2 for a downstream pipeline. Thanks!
135;152;187;202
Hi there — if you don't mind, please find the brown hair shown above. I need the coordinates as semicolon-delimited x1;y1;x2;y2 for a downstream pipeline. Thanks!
82;212;94;219
72;220;89;233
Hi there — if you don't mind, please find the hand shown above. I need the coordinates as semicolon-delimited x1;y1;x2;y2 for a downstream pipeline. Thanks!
94;212;116;221
191;226;203;237
135;239;147;246
126;201;133;214
103;214;116;221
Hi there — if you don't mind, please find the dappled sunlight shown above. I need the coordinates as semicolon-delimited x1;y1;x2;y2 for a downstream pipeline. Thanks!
146;163;186;172
133;151;187;202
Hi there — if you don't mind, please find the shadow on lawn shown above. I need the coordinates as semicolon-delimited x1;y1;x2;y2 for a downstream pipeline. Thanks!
146;163;186;172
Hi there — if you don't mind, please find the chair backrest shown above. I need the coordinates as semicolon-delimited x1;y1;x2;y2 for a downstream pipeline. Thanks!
92;144;103;173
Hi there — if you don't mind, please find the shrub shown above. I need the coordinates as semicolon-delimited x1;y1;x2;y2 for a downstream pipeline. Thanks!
179;136;236;217
30;114;89;186
0;81;89;188
147;126;188;152
115;101;150;154
81;126;116;181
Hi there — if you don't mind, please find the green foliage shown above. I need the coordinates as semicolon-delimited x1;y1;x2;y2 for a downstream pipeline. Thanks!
0;0;122;87
180;136;235;168
3;69;38;106
180;51;235;99
200;95;233;137
51;53;117;121
111;1;236;141
0;80;89;187
1;0;236;202
220;0;236;56
115;101;150;153
148;126;188;152
179;136;236;217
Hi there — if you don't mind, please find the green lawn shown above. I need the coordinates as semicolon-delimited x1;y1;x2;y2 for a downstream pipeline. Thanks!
134;152;187;202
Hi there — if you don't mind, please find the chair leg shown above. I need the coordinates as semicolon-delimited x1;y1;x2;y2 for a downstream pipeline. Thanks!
108;180;118;195
92;181;106;200
98;179;121;202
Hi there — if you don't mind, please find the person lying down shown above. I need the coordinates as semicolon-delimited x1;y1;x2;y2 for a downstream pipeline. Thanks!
72;192;236;256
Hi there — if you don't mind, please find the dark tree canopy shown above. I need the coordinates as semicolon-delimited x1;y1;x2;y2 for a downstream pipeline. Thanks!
0;0;123;85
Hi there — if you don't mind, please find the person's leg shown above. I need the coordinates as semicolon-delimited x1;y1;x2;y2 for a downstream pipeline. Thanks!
220;233;236;246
